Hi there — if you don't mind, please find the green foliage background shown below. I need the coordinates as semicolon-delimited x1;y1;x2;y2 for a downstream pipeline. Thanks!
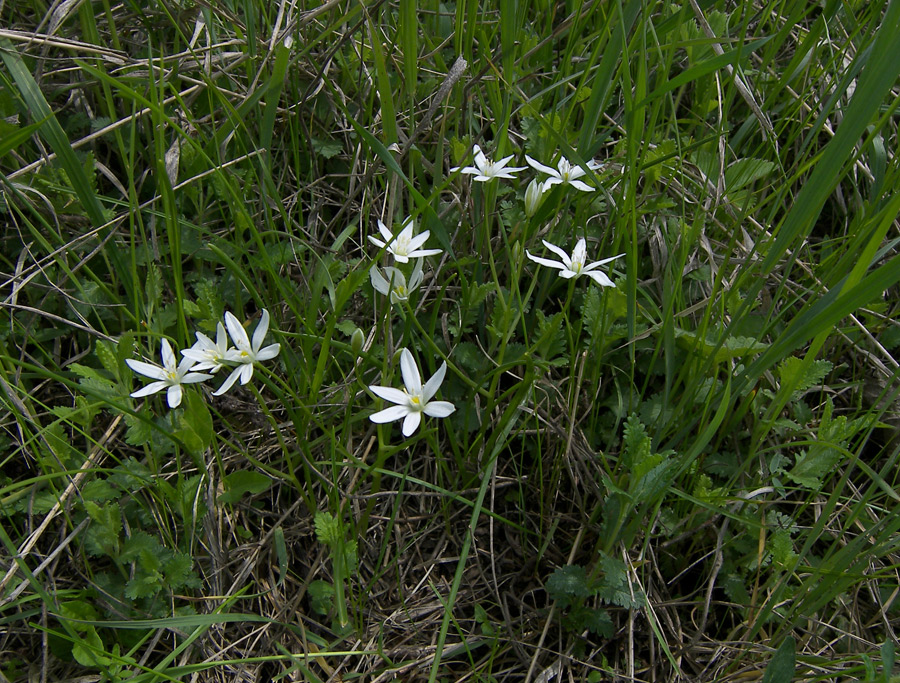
2;0;900;680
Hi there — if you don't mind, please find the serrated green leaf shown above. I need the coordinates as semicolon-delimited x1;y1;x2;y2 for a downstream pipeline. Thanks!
314;510;341;547
163;552;197;589
675;328;768;362
120;531;163;567
308;580;335;616
94;340;119;378
83;501;121;558
778;357;833;399
595;553;641;609
123;413;152;446
81;479;118;502
725;158;776;192
631;459;677;504
546;565;592;608
622;414;651;470
125;573;163;599
312;137;342;158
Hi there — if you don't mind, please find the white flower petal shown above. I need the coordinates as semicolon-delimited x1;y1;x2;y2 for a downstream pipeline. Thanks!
568;179;595;192
572;238;587;263
213;366;243;396
370;267;390;295
408;247;442;259
590;253;625;267
224;311;250;349
238;363;254;385
424;401;455;418
126;359;167;380
422;361;447;402
181;371;214;384
166;384;183;408
542;240;572;263
399;349;422;394
473;145;488;167
130;381;168;398
160;339;177;371
252;309;270;351
401;411;422;436
525;155;559;177
369;385;410;404
526;252;568;270
378;219;394;241
408;260;424;289
255;343;280;361
405;230;432;254
585;271;615;287
370;405;410;424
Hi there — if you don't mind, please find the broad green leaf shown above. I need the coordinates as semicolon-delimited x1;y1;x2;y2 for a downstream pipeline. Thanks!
218;470;272;505
761;637;795;683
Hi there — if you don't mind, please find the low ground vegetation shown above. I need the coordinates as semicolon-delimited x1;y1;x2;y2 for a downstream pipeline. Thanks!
2;0;900;680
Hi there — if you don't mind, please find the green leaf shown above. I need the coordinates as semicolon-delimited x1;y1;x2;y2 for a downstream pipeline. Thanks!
125;573;163;599
83;501;122;558
675;328;768;363
123;413;152;446
308;580;335;616
546;565;592;608
181;390;213;452
314;511;342;547
94;340;119;378
595;553;641;609
566;605;613;638
622;414;652;470
786;398;859;489
761;637;795;683
778;357;833;400
71;626;111;667
59;600;99;628
725;158;777;192
218;470;272;505
312;137;342;159
0;38;106;227
120;531;163;568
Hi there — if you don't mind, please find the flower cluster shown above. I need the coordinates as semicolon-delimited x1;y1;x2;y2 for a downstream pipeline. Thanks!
451;144;623;286
362;144;624;438
126;310;280;408
366;213;454;437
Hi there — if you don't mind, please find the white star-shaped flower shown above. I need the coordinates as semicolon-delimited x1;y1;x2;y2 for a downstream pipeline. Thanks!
126;339;212;408
213;309;281;396
450;144;526;182
368;348;456;437
526;238;622;286
524;154;601;192
370;260;424;303
368;218;442;263
181;322;232;373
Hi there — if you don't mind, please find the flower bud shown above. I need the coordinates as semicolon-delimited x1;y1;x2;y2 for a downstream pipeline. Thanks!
524;178;546;217
511;240;524;267
350;328;365;357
